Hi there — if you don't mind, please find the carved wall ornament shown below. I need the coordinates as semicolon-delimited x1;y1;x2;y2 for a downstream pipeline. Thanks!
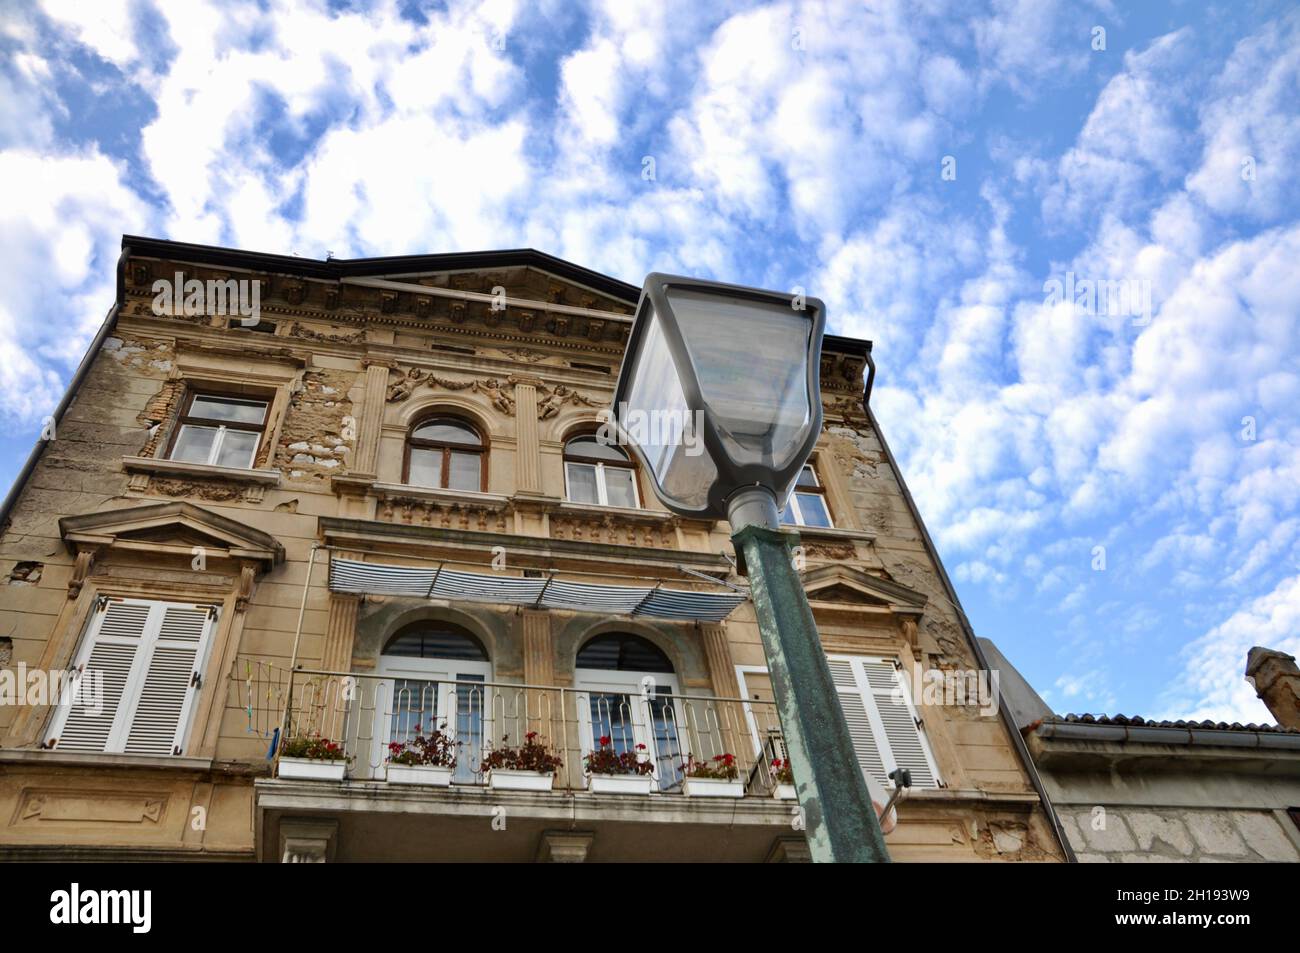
802;541;857;561
384;365;516;415
536;382;601;420
493;346;551;364
67;547;102;600
148;477;247;503
290;322;364;344
822;394;870;424
236;562;259;613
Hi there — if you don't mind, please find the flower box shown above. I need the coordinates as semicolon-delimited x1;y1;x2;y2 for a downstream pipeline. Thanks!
386;764;454;787
486;769;554;792
773;783;797;800
278;757;346;781
589;774;654;795
682;776;744;798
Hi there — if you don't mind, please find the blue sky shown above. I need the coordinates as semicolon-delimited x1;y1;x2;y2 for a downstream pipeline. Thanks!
2;0;1298;723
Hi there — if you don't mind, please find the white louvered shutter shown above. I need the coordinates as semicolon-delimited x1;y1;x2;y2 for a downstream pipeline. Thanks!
49;599;217;755
51;599;152;752
826;657;888;785
123;603;216;755
742;655;941;790
856;657;939;789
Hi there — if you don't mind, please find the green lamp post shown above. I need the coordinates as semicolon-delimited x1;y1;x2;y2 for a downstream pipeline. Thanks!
609;272;890;863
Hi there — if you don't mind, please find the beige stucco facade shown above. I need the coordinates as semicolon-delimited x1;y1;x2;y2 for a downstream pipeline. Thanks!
0;238;1066;862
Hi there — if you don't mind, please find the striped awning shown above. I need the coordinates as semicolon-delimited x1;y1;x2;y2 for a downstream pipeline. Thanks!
328;558;746;623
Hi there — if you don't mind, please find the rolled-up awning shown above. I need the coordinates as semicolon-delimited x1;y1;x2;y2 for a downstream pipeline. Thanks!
328;558;746;623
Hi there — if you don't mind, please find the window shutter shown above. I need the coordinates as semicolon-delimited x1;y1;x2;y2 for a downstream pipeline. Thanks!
49;599;217;756
742;655;941;790
827;658;887;785
51;600;152;752
858;658;939;789
123;604;217;756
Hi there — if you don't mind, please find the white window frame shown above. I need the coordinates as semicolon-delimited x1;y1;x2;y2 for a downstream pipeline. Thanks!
735;654;941;789
170;394;269;470
573;667;683;791
564;459;642;509
781;464;833;528
373;653;493;783
47;597;218;756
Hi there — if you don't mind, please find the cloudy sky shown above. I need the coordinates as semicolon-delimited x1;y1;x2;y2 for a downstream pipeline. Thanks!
2;0;1297;724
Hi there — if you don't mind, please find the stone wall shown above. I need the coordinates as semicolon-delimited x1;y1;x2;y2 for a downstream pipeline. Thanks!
1058;805;1300;863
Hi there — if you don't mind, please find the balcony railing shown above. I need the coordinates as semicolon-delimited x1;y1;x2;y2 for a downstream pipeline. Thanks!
232;658;790;797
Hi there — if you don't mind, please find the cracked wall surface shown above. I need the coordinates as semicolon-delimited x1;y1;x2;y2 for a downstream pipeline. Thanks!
1059;805;1300;862
273;369;356;483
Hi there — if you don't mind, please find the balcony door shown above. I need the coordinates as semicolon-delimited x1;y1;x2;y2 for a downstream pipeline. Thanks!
574;633;684;792
373;623;491;784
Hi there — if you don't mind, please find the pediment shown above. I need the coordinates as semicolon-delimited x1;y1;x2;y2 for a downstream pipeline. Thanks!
389;265;634;314
60;501;284;569
801;564;927;614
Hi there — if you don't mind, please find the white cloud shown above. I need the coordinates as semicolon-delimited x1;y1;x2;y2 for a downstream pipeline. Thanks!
1185;15;1300;221
39;0;139;69
1164;573;1300;723
0;149;150;427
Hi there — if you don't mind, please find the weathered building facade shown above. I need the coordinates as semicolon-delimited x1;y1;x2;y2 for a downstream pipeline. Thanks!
0;236;1067;862
985;640;1300;863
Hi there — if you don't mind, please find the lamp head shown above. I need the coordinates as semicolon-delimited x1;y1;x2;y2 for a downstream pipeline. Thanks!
610;272;827;522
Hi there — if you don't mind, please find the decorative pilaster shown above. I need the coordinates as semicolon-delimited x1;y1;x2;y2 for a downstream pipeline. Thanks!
699;623;741;699
512;375;543;495
321;592;360;672
700;623;744;760
522;609;556;739
353;363;391;476
521;609;555;686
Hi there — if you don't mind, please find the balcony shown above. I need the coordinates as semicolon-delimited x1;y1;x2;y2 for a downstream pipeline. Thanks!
234;660;808;862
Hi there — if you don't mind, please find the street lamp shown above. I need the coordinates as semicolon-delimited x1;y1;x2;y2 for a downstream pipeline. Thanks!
611;272;890;863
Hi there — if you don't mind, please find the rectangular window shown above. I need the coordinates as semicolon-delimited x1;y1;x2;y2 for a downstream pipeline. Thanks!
169;392;268;469
47;598;218;756
565;461;641;508
737;654;940;790
780;464;833;528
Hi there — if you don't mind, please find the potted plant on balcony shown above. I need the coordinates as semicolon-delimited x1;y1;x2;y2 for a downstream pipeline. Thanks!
584;737;655;794
385;724;459;787
681;753;744;798
277;734;348;781
770;758;796;800
480;732;562;791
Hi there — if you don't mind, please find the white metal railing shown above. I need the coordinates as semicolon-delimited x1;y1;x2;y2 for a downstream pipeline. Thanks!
232;658;789;795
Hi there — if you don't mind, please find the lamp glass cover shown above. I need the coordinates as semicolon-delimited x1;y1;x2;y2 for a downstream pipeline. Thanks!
622;305;716;509
665;286;812;470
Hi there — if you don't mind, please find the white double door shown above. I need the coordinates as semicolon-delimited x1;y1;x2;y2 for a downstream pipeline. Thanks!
373;655;492;783
575;669;685;791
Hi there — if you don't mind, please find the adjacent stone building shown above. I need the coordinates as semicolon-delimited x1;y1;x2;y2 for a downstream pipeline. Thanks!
0;236;1068;862
984;639;1300;863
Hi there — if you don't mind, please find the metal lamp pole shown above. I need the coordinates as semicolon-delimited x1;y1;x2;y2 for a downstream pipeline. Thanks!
610;271;890;862
728;487;891;863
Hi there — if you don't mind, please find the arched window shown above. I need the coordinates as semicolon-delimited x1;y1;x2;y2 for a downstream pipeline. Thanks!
405;416;485;491
564;434;639;508
376;621;491;785
576;632;673;672
383;623;489;661
575;633;682;790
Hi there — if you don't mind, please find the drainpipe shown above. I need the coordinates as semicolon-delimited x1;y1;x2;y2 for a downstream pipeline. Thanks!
0;244;131;534
279;543;321;756
859;362;1076;862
